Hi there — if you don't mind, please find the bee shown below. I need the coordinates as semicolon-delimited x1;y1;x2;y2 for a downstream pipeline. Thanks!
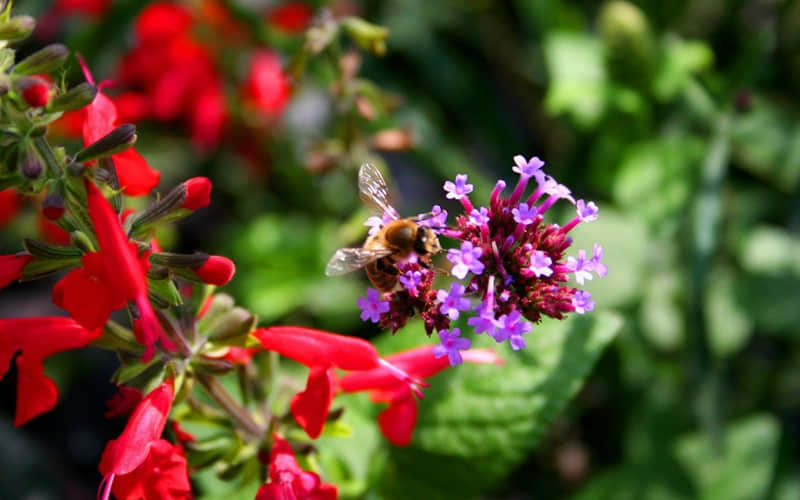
325;163;442;293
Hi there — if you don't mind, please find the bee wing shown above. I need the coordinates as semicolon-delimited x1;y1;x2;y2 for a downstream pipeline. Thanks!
358;163;400;220
325;247;394;276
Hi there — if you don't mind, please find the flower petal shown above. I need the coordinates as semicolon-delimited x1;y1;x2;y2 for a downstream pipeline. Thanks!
290;365;337;439
254;326;380;371
0;317;101;426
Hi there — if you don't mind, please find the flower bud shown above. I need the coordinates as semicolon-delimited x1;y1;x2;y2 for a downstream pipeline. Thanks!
17;76;50;108
341;17;389;55
207;307;256;343
13;44;68;75
75;124;137;162
47;82;98;112
66;162;85;177
599;1;655;90
0;15;35;41
42;191;65;220
70;230;95;253
182;176;212;210
19;148;43;180
192;256;235;286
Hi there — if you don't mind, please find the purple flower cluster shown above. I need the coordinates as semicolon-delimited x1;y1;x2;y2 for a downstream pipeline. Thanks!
356;154;606;365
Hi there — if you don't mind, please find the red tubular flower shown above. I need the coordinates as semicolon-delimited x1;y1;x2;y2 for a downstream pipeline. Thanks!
134;2;194;43
0;317;101;426
98;381;190;500
192;255;235;286
0;254;31;290
339;346;504;446
255;434;337;500
78;57;160;196
242;50;290;117
53;181;170;360
254;326;382;438
38;215;71;245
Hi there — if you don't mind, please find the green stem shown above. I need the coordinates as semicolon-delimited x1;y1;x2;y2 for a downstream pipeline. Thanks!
31;136;62;176
196;372;264;440
689;109;731;454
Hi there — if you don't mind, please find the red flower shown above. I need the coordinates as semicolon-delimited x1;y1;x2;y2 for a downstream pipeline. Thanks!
79;57;160;196
242;50;290;117
267;3;314;33
0;188;22;227
0;254;31;290
339;346;504;446
254;326;382;438
0;317;101;426
98;381;191;500
134;2;194;43
38;213;71;245
255;434;337;500
52;180;170;361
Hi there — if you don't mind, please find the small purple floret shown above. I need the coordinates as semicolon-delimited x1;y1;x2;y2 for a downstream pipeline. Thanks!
469;206;490;226
512;155;545;181
447;241;485;279
591;244;608;278
418;204;448;228
468;304;498;336
493;310;532;349
357;288;390;323
512;202;538;225
573;290;595;314
566;249;593;285
576;199;599;222
437;283;470;320
444;174;474;200
525;250;553;278
399;270;423;296
432;328;472;366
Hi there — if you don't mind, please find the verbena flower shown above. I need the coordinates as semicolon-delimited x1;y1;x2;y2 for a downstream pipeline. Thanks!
358;155;607;365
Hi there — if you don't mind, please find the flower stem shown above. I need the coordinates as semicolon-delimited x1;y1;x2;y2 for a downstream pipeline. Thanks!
195;372;265;440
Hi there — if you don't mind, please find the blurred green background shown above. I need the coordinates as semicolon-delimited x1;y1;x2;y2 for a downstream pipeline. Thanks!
2;0;800;499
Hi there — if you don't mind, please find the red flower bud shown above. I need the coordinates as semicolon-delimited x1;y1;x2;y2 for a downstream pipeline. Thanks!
20;76;50;108
192;255;235;286
42;192;65;220
182;176;212;210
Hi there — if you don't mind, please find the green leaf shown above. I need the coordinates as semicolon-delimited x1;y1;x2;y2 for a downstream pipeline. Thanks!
653;37;714;100
674;414;780;500
730;96;800;191
543;32;608;128
374;312;622;499
147;277;183;307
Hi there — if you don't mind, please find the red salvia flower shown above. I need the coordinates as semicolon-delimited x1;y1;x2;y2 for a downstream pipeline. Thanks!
242;49;290;118
0;317;101;426
254;326;382;438
0;188;21;227
267;3;314;33
339;346;504;446
98;381;191;500
52;180;170;361
255;434;337;500
78;56;160;196
0;254;31;290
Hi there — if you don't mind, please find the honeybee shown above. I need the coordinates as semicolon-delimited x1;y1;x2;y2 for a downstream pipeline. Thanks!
325;163;442;293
